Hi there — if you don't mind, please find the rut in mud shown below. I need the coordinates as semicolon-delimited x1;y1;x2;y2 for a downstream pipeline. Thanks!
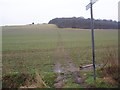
53;30;83;88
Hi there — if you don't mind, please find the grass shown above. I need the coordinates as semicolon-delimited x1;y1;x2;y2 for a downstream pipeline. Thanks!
2;72;31;88
63;79;83;88
3;49;55;74
2;25;118;51
80;47;119;88
82;69;119;88
2;71;57;88
2;24;118;88
42;72;57;88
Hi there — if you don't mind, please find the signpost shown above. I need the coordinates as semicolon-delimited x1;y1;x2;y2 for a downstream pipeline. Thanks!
86;3;91;10
91;0;98;4
86;0;98;80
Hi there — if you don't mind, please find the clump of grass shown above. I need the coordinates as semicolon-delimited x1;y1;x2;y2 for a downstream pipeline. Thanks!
63;78;83;88
60;72;65;75
2;72;31;88
2;71;50;88
34;71;48;88
99;47;119;86
83;70;118;88
42;72;57;88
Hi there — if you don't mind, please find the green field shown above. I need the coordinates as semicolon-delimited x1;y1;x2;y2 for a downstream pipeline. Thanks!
2;24;118;74
2;24;118;88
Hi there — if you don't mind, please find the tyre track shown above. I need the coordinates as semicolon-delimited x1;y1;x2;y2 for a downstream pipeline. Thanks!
53;29;82;88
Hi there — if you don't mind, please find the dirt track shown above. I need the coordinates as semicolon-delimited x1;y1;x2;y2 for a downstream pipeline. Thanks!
53;30;83;88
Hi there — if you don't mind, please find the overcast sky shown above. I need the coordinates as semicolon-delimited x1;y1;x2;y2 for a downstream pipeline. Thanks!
0;0;119;26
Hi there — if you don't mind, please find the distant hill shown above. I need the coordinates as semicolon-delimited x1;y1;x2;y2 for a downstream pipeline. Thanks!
48;17;118;29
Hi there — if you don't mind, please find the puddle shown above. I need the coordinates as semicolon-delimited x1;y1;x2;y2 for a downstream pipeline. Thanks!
54;62;64;73
54;69;63;73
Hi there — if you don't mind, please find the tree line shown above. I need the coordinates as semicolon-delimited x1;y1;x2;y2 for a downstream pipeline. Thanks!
48;17;118;29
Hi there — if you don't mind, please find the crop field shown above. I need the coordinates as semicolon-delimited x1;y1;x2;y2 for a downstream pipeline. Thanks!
2;24;118;74
2;24;118;88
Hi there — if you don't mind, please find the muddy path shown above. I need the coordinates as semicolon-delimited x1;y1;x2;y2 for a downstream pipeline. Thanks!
53;30;83;88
